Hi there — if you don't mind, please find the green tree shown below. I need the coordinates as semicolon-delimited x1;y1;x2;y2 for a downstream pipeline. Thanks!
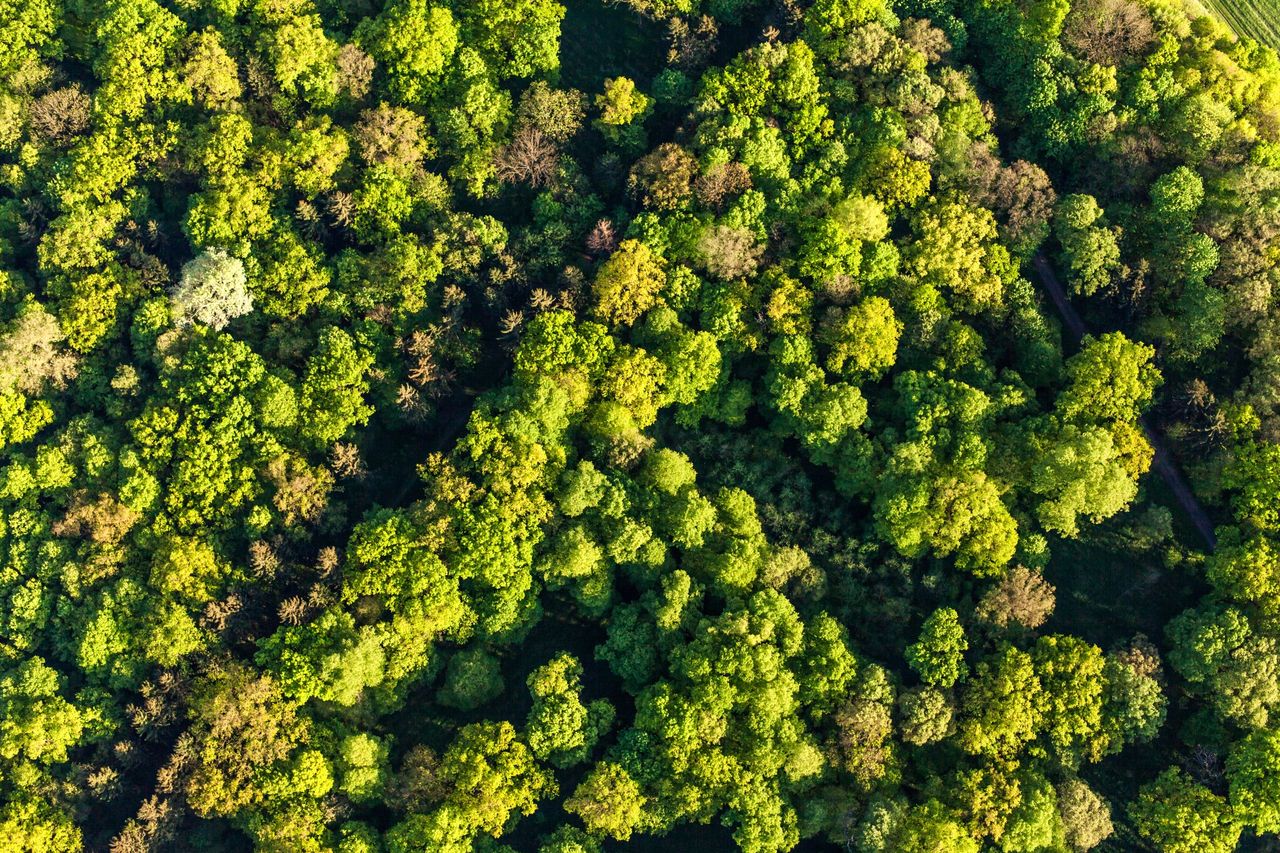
437;648;505;711
1057;333;1160;424
1053;195;1122;297
525;653;614;767
1056;778;1113;851
1130;768;1240;853
0;657;85;763
565;762;647;841
906;608;968;688
591;240;665;326
299;327;374;447
959;645;1043;757
458;0;564;79
356;0;458;104
1227;728;1280;835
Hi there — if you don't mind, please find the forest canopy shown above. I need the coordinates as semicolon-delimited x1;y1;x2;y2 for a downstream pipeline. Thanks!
1;0;1279;850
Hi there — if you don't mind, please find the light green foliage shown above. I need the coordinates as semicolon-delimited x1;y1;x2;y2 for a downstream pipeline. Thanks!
0;798;83;853
1054;195;1122;297
337;733;391;803
820;296;901;379
1130;769;1241;853
1031;635;1106;765
877;467;1019;575
183;28;241;108
250;0;341;106
299;327;374;447
0;657;84;763
596;77;652;127
905;608;968;688
591;240;666;326
183;666;313;818
959;645;1042;757
3;0;1275;848
999;772;1065;852
525;653;614;767
356;0;458;104
887;800;980;853
1057;333;1160;424
256;609;386;706
565;762;647;841
1168;603;1280;729
1025;423;1141;536
905;199;1013;312
386;722;553;851
1208;535;1280;617
1227;728;1280;834
458;0;564;79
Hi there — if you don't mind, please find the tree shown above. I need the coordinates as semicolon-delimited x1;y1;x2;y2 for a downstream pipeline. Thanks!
596;77;651;126
1129;769;1240;853
885;800;980;853
1056;778;1112;851
1032;635;1107;765
1206;535;1280;619
428;721;553;841
1100;649;1165;751
1054;195;1122;297
354;105;429;171
630;143;698;210
1057;333;1160;424
183;28;242;109
876;467;1019;575
564;762;647;841
437;648;505;711
184;665;312;818
356;0;458;104
524;653;614;767
959;645;1043;757
1000;771;1066;853
0;799;82;853
1227;728;1280;835
595;77;652;148
1024;422;1143;536
0;302;78;393
698;225;763;280
977;566;1056;630
255;609;386;706
591;239;665;326
898;686;955;745
170;248;253;331
0;657;85;764
904;199;1012;312
1168;604;1280;729
820;296;901;379
337;733;391;804
516;82;587;142
299;327;374;447
906;608;968;688
457;0;564;79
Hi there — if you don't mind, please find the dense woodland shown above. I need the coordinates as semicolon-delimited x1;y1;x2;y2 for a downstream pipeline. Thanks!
1;0;1280;850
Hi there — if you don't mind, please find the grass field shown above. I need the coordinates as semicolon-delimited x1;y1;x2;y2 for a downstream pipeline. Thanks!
1196;0;1280;50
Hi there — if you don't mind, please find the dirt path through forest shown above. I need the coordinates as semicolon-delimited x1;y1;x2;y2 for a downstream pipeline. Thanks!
1030;254;1218;551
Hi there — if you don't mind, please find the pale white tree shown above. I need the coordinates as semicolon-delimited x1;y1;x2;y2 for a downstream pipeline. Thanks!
171;248;252;330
